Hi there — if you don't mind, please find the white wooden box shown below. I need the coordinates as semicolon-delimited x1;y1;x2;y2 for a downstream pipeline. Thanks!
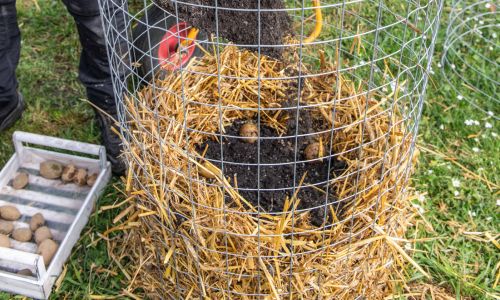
0;131;112;299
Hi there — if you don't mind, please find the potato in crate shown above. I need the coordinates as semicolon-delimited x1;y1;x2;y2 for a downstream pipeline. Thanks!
0;131;111;299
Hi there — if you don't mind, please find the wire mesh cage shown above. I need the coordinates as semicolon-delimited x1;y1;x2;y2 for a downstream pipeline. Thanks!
441;0;499;119
98;0;442;298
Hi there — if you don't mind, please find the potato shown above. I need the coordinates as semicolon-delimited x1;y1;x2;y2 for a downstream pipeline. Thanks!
30;213;45;231
0;220;14;235
40;160;63;179
304;142;322;161
0;234;10;248
17;269;33;277
12;172;29;190
239;122;259;144
61;164;77;183
87;173;98;187
0;205;21;221
12;228;32;242
38;239;58;266
34;226;52;245
73;168;88;186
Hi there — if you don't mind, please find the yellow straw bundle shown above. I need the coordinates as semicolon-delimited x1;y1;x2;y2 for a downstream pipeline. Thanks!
110;44;420;299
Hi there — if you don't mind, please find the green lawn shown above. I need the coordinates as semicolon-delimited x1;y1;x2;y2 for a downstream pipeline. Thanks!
0;1;126;298
0;0;498;299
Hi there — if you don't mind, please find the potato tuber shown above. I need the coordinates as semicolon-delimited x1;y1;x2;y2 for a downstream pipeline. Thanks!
12;228;32;242
30;213;45;231
40;160;63;179
12;172;29;190
38;239;58;266
0;205;21;221
239;122;259;144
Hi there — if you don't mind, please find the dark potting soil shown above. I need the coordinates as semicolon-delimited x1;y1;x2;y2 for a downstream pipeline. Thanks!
155;0;292;58
198;120;348;226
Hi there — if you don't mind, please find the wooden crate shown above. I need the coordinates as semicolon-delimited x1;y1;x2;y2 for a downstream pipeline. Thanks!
0;131;112;299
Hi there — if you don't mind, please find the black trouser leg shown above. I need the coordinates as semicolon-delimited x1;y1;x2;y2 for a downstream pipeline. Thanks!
0;0;20;120
63;0;129;174
62;0;128;112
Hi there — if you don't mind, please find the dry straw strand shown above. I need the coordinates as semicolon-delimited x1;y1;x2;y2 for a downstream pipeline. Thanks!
110;43;421;299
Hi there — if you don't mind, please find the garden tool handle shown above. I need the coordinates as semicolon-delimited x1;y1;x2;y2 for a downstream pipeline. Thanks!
304;0;323;43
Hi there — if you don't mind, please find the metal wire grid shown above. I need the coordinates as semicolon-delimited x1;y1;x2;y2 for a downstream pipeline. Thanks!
98;0;442;298
441;0;499;119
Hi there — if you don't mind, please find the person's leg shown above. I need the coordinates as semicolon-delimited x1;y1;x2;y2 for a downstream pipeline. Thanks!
62;0;128;174
0;0;24;131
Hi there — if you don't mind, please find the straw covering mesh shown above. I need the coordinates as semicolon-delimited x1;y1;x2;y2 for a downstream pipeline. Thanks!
97;0;443;298
113;45;419;299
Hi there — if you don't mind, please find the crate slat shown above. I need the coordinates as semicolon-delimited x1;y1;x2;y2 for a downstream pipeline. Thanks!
0;272;45;299
0;131;111;299
21;151;101;174
0;199;75;224
9;239;38;253
13;171;90;195
0;186;84;210
0;156;19;187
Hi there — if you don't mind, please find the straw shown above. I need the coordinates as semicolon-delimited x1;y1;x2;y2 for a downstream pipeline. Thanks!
109;43;420;299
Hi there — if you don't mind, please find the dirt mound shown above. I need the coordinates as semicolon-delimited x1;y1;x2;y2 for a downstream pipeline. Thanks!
200;121;348;226
155;0;291;58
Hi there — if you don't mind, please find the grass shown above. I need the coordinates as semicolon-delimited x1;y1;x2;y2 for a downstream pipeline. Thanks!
0;0;498;299
409;79;499;299
0;1;126;298
407;3;499;298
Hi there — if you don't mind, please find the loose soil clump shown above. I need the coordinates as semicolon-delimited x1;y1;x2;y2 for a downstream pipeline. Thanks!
155;0;291;58
199;121;347;226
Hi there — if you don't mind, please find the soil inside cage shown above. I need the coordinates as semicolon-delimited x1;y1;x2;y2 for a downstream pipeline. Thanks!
198;120;348;226
155;0;292;58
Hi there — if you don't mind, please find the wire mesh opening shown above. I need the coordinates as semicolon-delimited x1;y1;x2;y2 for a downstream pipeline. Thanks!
98;0;443;298
441;0;499;119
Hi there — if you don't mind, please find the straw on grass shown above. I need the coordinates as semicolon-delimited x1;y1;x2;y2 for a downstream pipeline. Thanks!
109;43;420;299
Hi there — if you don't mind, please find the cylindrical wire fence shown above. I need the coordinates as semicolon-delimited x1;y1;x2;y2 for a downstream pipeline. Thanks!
99;0;442;298
441;0;499;119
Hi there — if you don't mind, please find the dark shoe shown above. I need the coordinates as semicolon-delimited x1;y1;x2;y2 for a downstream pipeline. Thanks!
94;111;126;175
0;92;25;132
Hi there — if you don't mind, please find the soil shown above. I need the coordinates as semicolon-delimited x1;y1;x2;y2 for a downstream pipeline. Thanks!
198;121;347;226
155;0;292;58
